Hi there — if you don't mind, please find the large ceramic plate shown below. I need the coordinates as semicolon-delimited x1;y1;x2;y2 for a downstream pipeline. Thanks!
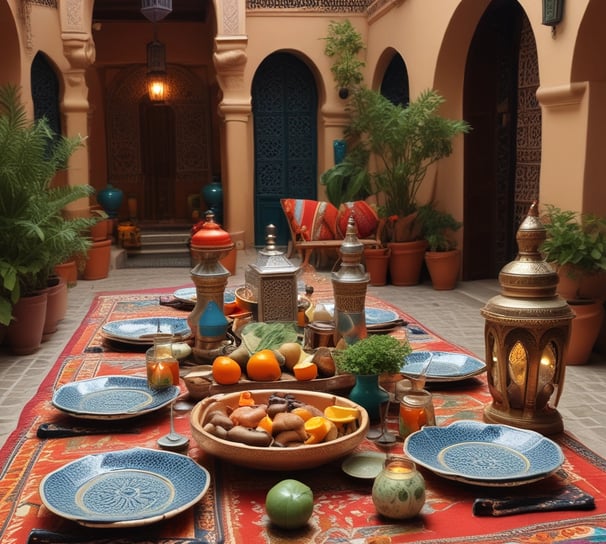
52;376;179;420
321;303;399;326
404;420;564;486
40;447;210;528
173;287;236;306
401;351;486;382
102;317;191;345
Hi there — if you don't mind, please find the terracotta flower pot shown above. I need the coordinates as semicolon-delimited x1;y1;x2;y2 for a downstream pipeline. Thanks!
6;291;48;355
83;239;112;280
364;247;390;286
54;260;78;287
425;249;461;290
387;240;427;286
565;299;605;365
43;276;68;341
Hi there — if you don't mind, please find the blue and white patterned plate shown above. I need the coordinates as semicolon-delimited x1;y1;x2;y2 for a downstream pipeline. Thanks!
102;317;191;344
321;303;399;326
404;420;564;486
52;376;179;420
40;447;210;527
401;351;486;382
173;287;236;305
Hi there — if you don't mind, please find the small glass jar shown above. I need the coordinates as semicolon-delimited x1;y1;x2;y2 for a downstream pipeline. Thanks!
372;457;425;519
399;389;436;439
146;334;180;390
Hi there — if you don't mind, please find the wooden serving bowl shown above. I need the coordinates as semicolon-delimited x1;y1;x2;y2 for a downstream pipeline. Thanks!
190;389;369;470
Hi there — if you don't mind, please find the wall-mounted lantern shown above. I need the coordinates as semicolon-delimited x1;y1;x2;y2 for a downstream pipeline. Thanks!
542;0;564;34
481;203;574;435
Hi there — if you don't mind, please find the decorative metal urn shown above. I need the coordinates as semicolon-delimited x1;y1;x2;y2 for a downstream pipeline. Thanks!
331;216;369;347
244;224;300;322
481;202;574;435
189;212;234;362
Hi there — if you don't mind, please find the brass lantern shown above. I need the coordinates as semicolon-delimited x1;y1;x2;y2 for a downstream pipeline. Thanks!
481;202;574;435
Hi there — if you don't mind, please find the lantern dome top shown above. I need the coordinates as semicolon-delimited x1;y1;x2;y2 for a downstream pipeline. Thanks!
190;212;233;251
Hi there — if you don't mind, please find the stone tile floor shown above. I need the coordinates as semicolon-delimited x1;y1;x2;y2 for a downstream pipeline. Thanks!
1;248;604;458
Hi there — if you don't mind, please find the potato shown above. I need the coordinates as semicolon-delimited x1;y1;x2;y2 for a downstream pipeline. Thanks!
277;342;302;371
312;347;336;377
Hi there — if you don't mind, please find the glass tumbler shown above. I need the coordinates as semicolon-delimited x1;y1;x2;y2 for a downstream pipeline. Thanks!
398;389;436;439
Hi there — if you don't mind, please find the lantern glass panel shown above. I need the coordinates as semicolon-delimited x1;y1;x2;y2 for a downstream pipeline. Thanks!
508;341;528;387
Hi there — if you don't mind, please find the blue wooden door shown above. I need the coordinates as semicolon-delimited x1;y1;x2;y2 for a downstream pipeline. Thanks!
252;53;318;246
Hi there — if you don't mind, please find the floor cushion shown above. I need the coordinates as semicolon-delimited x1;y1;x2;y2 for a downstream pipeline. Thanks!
336;200;379;239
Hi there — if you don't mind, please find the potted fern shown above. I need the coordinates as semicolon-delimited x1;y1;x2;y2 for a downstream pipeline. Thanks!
0;85;96;352
333;334;411;421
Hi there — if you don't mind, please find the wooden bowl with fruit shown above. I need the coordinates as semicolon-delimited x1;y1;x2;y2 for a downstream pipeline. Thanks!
190;389;369;470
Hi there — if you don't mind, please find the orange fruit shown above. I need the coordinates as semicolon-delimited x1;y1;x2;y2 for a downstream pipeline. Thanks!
256;415;273;434
292;360;318;381
246;349;282;381
304;416;331;444
290;407;313;422
212;356;242;385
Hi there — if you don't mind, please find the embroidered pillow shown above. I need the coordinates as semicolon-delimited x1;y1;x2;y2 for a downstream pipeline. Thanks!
336;200;379;239
281;199;338;241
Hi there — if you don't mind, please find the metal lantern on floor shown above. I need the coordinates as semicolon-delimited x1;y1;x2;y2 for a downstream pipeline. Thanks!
244;224;300;322
189;212;234;362
331;215;369;348
481;202;574;435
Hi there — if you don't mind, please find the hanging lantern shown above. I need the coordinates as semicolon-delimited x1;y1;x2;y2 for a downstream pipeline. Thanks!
147;40;167;102
481;202;574;435
141;0;172;23
542;0;564;27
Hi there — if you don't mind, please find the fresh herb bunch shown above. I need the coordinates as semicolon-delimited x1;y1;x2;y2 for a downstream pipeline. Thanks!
333;334;412;375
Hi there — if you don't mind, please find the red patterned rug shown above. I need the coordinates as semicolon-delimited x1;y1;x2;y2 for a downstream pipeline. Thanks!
1;276;605;543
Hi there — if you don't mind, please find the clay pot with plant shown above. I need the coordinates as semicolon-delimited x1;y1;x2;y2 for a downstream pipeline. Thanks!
540;205;606;364
0;85;96;352
418;204;462;290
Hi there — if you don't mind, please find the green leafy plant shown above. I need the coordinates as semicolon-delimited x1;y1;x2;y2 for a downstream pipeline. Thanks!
418;204;462;252
333;334;412;375
323;20;365;93
0;84;96;325
320;23;470;240
540;205;606;274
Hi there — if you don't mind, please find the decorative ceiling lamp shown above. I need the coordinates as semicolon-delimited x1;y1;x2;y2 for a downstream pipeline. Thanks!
146;39;167;102
481;202;574;435
141;0;172;102
542;0;564;36
141;0;172;23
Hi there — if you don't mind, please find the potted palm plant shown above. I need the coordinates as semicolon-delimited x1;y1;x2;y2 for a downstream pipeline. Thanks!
540;204;606;364
0;85;96;353
333;334;411;421
320;21;470;285
418;204;462;290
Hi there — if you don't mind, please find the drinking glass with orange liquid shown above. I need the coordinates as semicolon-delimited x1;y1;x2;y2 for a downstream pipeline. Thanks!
146;334;189;450
398;389;436;439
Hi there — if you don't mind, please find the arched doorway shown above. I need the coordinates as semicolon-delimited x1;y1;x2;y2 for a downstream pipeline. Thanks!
252;52;318;246
463;0;541;279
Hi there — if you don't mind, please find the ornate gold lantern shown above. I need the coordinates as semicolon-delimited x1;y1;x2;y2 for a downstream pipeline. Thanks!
481;203;574;435
245;225;300;322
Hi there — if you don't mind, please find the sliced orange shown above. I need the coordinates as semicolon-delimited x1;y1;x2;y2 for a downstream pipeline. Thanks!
256;414;273;434
304;416;332;444
324;405;359;425
291;407;314;422
293;360;318;381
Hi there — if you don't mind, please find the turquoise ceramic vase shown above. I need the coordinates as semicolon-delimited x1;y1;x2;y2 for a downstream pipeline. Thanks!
97;184;124;218
348;374;389;422
202;178;223;226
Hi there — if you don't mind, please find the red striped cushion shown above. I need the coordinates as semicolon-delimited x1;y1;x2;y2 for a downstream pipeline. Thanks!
336;201;379;239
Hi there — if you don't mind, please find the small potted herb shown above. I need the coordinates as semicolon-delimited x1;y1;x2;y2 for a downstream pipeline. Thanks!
333;334;412;422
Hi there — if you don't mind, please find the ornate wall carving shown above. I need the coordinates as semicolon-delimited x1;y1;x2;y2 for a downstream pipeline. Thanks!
247;0;371;12
106;65;210;185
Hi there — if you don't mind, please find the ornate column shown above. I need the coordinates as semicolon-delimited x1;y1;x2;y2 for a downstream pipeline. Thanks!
59;0;95;216
212;0;252;245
